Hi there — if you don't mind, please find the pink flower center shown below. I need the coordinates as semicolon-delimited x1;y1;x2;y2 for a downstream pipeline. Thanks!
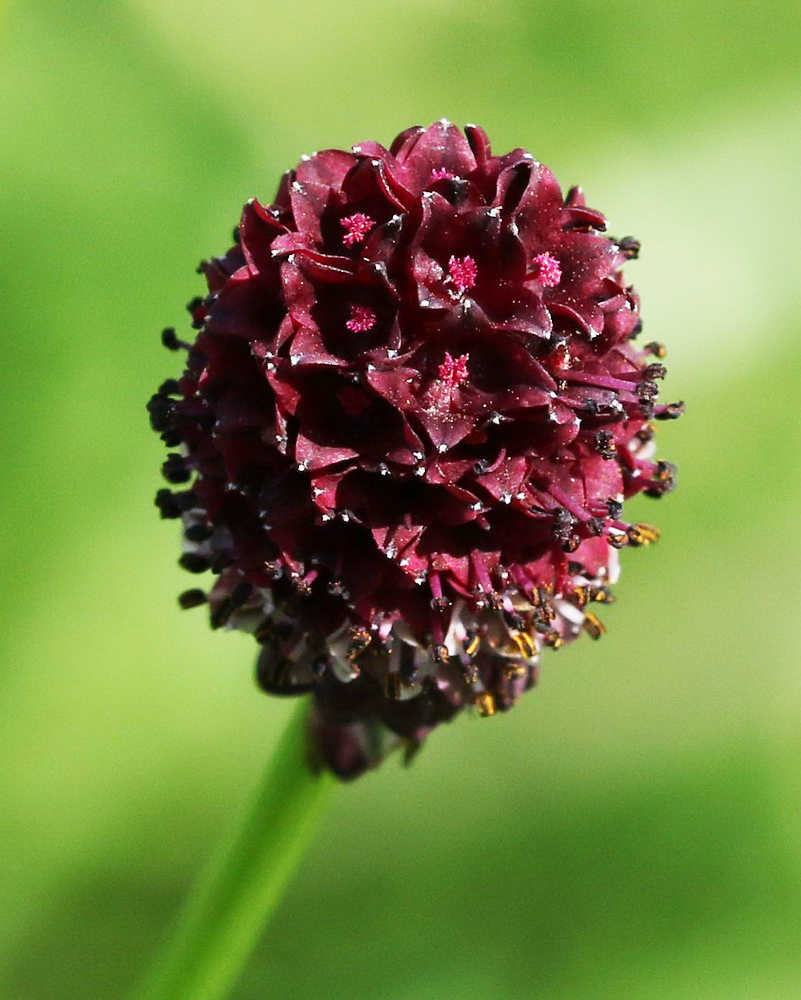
340;213;375;246
430;167;458;182
534;252;562;288
438;352;470;390
447;255;478;294
346;304;377;332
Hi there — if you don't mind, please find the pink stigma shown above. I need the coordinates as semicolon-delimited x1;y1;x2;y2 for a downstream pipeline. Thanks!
438;352;470;390
346;304;377;333
430;167;458;182
534;252;562;288
340;213;375;246
447;255;478;293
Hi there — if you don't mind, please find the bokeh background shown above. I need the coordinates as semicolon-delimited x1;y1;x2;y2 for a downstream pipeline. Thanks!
2;1;800;997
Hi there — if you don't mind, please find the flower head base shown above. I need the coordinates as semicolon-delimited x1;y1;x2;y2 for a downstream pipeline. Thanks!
149;121;682;779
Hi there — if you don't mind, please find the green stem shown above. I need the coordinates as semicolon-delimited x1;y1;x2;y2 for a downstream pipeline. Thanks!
131;698;334;1000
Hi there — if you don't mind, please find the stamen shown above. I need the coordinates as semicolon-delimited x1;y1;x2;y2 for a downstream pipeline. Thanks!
582;612;605;639
533;252;562;288
594;429;617;460
178;589;207;609
185;522;213;542
471;554;495;597
591;585;615;604
162;453;191;484
463;630;481;657
179;553;211;574
654;401;685;420
475;692;496;717
159;379;180;397
438;351;470;390
154;488;181;520
618;236;640;259
543;629;564;649
548;485;592;522
512;631;536;658
340;213;375;246
430;167;458;182
627;522;661;547
346;304;377;332
447;255;478;293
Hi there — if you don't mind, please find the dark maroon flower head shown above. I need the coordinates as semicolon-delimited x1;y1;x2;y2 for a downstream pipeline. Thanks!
149;121;682;779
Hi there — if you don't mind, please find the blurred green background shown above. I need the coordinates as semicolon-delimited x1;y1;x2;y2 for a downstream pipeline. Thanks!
2;0;800;997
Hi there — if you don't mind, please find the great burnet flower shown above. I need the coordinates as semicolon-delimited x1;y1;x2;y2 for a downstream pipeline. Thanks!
149;121;681;779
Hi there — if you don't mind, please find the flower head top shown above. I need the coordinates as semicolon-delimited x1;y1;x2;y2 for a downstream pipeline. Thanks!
149;121;682;778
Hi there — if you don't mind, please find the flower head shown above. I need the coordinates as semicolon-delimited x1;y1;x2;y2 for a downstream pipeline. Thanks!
149;120;682;779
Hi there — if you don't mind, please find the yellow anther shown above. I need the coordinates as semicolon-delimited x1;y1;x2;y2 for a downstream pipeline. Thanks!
583;611;605;639
475;692;496;717
544;629;564;649
464;633;480;656
512;630;536;658
630;522;661;546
